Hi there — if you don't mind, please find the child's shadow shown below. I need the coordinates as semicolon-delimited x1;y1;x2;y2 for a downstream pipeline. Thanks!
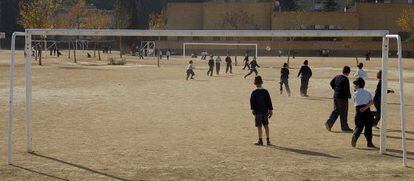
266;145;341;159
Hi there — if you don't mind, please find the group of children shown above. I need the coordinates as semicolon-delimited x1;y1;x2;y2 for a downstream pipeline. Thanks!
248;60;394;148
185;54;234;80
324;63;394;148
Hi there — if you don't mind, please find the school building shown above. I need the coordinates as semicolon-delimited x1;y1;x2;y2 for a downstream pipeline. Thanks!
157;2;414;57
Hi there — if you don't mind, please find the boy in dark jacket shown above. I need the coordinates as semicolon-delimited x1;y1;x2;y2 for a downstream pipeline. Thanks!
244;58;260;78
297;60;312;97
280;63;291;96
207;56;214;76
250;76;273;146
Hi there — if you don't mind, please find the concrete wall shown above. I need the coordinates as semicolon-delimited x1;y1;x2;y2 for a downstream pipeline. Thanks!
356;3;412;33
166;3;204;30
271;12;359;30
202;2;272;30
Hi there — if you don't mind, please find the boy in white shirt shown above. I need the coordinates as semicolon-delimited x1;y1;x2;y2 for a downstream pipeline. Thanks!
354;63;367;79
186;60;195;80
351;78;375;148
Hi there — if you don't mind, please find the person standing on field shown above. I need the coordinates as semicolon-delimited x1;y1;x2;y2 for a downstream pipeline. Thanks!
250;76;273;146
215;56;222;75
207;55;214;76
166;49;171;60
297;60;312;97
354;63;367;79
225;54;233;74
325;66;353;132
280;63;291;96
243;55;250;70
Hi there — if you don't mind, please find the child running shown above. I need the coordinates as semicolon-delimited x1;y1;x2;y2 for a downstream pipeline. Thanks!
243;55;250;70
186;60;195;80
351;78;375;148
244;58;260;78
250;76;273;146
280;63;291;96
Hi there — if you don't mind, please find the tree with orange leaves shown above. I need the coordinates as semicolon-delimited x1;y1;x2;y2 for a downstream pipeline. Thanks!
397;7;414;41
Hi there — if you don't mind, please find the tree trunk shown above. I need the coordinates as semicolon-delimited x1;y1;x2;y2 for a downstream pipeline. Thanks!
38;50;42;66
68;42;71;59
119;37;123;58
74;42;77;63
98;42;101;61
94;42;96;57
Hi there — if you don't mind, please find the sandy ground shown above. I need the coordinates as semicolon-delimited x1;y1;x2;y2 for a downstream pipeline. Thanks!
0;49;413;180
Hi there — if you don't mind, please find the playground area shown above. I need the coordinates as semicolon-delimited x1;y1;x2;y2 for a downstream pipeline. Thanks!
0;50;413;180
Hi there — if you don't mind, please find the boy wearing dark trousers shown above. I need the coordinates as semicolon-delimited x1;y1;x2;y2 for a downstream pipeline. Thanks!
351;78;375;148
297;60;312;97
244;58;260;78
325;66;353;132
207;56;214;76
243;55;250;70
186;60;195;80
250;76;273;146
372;70;394;128
280;63;291;96
225;55;232;74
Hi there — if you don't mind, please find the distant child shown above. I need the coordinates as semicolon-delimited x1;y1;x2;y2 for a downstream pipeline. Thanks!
280;63;291;96
225;54;233;74
243;55;250;70
166;49;171;60
351;78;375;148
354;63;367;79
250;76;273;146
372;70;394;128
215;56;222;75
244;58;260;78
186;60;195;80
207;55;214;76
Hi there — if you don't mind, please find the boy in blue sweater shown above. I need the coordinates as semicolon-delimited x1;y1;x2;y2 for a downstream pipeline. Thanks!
250;76;274;146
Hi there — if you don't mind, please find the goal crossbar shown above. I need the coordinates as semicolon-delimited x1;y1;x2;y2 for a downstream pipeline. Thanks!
7;29;407;167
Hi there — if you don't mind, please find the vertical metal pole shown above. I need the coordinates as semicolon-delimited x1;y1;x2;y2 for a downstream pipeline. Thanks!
380;36;389;154
183;43;186;60
25;32;33;153
255;44;258;59
396;36;407;167
7;33;17;164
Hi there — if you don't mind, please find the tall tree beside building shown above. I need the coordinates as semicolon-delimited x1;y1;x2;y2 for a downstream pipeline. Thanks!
321;0;338;12
18;0;62;29
149;9;166;30
397;7;414;41
19;0;63;65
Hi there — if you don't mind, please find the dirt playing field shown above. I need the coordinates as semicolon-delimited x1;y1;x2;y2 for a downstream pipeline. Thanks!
0;49;413;180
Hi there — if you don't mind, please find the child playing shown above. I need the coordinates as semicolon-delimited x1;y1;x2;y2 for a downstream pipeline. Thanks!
244;58;260;78
280;63;291;96
354;63;367;79
250;76;273;146
186;60;195;80
351;78;375;148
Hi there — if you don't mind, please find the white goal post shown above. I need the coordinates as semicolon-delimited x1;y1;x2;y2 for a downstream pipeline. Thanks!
182;42;258;59
7;29;407;167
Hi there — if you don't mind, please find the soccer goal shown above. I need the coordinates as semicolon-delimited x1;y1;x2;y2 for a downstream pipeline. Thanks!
7;29;408;167
182;42;258;59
